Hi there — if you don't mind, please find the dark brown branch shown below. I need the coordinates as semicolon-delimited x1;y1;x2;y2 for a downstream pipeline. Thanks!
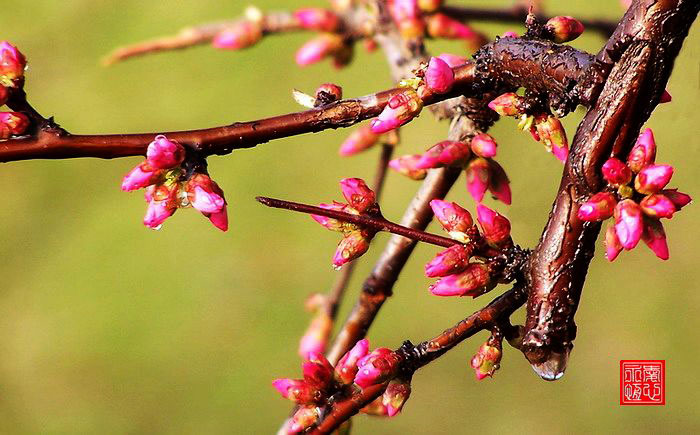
522;0;700;380
310;283;526;434
441;5;618;36
2;37;600;163
255;196;458;248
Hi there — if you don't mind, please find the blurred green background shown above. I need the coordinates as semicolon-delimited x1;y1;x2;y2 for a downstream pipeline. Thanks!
1;1;699;433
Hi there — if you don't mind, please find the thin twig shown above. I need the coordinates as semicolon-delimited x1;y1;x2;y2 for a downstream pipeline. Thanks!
255;196;458;248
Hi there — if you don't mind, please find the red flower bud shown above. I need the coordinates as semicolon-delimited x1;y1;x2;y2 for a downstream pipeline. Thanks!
424;56;455;94
382;378;412;416
488;93;525;117
660;189;692;211
295;34;345;67
212;21;262;50
370;88;423;133
389;154;427;180
602;158;632;186
335;339;369;384
429;263;494;297
425;244;472;278
640;194;676;219
488;160;512;205
333;230;372;268
340;177;376;212
545;16;585;43
627;128;657;172
470;133;498;158
354;347;401;388
614;199;643;250
465;158;490;203
339;126;380;156
0;41;27;87
471;339;502;380
430;199;473;237
415;140;470;169
605;224;623;262
635;164;673;194
642;218;669;260
476;204;512;247
294;8;340;32
0;111;29;138
578;192;617;221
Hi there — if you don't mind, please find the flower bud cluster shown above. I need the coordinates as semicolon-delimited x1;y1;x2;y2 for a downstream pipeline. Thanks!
311;178;378;268
488;93;569;163
121;135;228;231
577;129;691;261
391;131;511;205
425;201;512;298
0;41;29;139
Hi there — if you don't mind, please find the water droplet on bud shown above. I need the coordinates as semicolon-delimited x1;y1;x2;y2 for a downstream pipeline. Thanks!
529;350;569;381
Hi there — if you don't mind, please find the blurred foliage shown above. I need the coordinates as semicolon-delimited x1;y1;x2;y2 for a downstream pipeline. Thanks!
1;1;699;433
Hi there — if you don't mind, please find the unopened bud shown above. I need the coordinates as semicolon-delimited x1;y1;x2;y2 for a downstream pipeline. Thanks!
430;199;473;238
146;135;185;169
476;204;512;247
288;406;321;434
488;93;525;117
470;339;502;380
535;115;569;163
302;352;334;390
642;218;669;260
354;347;401;388
339;125;380;156
545;16;585;43
389;154;427;180
335;338;370;384
415;140;470;169
0;111;29;138
424;56;455;94
635;164;673;194
627;128;657;173
295;34;345;67
333;230;372;268
577;192;617;221
437;53;467;68
294;8;340;32
465;158;490;203
605;224;623;262
212;21;262;50
640;194;676;219
601;157;632;186
298;312;333;358
470;133;498;158
488;160;512;205
429;263;494;297
0;41;27;87
315;83;343;105
660;189;691;211
426;13;482;42
425;244;472;278
311;202;354;232
370;88;423;133
121;162;163;192
614;199;643;250
383;378;411;417
340;177;376;212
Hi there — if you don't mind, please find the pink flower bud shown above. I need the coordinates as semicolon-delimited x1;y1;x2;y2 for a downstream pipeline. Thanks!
488;160;512;205
578;192;617;221
388;0;424;38
502;31;519;38
335;338;370;384
360;397;390;416
466;158;490;203
339;126;380;156
311;202;353;232
293;8;340;32
340;178;376;212
660;189;692;211
488;93;525;117
0;111;29;138
389;155;427;180
535;115;569;163
430;199;473;234
416;140;470;169
471;341;502;380
273;379;323;405
602;158;632;186
371;89;423;134
143;198;176;229
470;134;498;158
354;347;401;388
425;244;472;278
477;204;512;247
605;224;623;262
0;41;27;87
635;164;673;194
207;207;229;232
212;22;262;50
146;135;185;169
295;34;344;67
614;199;643;250
0;86;9;106
382;378;411;417
429;263;494;297
660;89;672;104
545;16;585;43
121;162;163;192
298;312;332;358
640;194;675;219
642;218;669;260
437;53;467;68
186;174;226;214
417;0;442;12
426;13;482;42
288;406;320;434
302;352;334;390
425;56;455;94
315;83;343;104
627;128;656;172
333;230;372;268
